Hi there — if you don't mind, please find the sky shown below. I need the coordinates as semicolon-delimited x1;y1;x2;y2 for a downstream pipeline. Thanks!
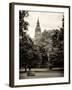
24;11;64;38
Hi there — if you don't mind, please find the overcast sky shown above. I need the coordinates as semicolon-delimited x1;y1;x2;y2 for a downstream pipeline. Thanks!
24;11;63;38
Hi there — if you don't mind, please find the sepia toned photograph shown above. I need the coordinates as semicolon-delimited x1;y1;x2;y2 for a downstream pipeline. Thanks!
9;3;70;87
19;11;64;79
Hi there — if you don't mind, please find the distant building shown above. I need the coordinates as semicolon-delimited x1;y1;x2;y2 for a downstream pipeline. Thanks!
34;18;41;45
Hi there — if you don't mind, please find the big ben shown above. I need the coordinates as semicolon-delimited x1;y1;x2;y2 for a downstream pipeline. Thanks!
34;18;41;44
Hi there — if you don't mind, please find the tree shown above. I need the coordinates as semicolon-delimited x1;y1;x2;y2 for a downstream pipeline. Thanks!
19;35;34;72
50;15;64;68
19;11;29;36
35;30;52;68
29;48;42;68
19;10;30;72
36;15;64;69
19;11;42;72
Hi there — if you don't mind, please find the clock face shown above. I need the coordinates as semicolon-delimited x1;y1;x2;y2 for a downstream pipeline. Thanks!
37;32;40;34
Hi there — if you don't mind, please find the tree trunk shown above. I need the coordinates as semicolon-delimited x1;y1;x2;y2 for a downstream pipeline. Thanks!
29;66;31;71
25;65;27;72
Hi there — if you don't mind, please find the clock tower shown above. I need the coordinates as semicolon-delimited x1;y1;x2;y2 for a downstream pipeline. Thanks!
34;18;41;44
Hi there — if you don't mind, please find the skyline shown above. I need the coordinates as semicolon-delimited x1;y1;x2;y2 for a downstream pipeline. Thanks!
24;11;64;38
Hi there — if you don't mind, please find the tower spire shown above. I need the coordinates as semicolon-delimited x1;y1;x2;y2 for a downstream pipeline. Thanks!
37;18;39;26
34;18;41;44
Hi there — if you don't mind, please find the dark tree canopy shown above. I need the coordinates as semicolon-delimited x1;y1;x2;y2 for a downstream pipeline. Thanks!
19;11;42;71
19;11;29;37
19;11;64;71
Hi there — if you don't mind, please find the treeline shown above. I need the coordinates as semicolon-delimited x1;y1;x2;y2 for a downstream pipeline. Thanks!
38;27;64;68
19;10;64;71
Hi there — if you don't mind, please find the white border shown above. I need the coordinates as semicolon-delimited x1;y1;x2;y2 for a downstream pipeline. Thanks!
14;4;69;86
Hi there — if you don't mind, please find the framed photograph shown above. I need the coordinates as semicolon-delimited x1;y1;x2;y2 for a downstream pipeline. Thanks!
9;2;70;87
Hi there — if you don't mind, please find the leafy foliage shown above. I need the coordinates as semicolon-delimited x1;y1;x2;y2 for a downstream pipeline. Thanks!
19;11;64;70
35;16;64;68
19;11;42;71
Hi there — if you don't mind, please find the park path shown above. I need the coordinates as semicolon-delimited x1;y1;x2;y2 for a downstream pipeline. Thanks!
20;68;64;72
19;68;64;79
